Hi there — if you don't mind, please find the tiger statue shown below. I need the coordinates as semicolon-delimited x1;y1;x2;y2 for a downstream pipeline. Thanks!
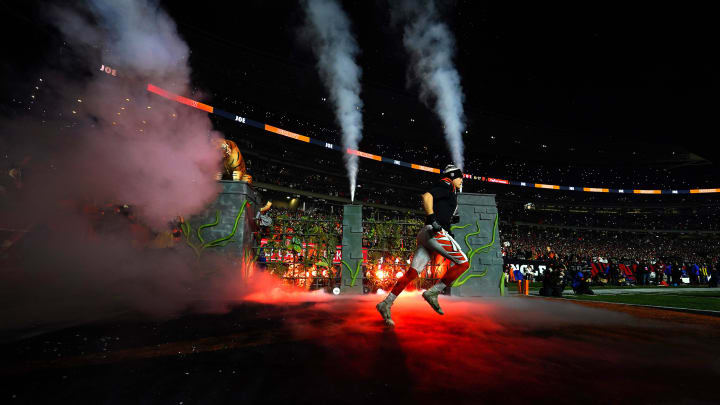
215;138;252;183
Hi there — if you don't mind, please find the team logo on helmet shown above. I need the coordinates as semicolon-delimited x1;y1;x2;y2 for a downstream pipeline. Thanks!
443;164;463;179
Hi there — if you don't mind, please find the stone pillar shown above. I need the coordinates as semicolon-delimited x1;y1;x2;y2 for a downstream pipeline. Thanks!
448;193;503;297
340;204;364;294
181;181;260;260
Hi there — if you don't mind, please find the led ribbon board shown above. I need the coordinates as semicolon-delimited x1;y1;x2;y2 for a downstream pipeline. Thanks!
147;83;718;195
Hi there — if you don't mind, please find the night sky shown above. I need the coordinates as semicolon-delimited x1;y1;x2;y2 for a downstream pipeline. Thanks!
2;0;718;164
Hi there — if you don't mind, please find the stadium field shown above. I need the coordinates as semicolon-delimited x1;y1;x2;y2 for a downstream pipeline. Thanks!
564;290;720;312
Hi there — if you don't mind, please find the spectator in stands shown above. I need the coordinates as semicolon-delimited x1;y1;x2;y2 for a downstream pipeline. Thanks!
671;261;682;286
709;261;718;287
663;262;672;286
654;260;665;285
700;263;709;284
635;260;643;286
608;260;619;286
690;263;700;285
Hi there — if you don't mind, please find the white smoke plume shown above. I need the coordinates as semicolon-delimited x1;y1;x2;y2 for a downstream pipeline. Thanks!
302;0;364;201
393;0;466;170
46;0;222;227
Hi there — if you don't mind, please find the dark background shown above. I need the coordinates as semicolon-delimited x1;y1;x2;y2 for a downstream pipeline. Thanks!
2;0;718;167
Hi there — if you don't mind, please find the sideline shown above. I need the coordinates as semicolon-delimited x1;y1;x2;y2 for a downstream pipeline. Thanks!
509;287;719;295
566;287;718;295
526;294;720;318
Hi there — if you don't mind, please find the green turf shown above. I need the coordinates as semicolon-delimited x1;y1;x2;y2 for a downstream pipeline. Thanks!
564;291;720;312
516;283;713;291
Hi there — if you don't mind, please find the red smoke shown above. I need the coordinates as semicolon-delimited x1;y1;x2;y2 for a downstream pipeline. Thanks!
238;291;719;403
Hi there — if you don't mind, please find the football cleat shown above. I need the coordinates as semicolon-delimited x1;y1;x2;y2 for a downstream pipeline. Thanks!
376;301;395;327
422;290;445;315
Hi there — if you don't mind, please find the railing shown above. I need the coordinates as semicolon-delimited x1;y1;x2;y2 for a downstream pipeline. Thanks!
250;212;451;293
253;213;343;291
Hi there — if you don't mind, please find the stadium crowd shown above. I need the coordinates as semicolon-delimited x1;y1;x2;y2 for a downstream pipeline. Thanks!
234;123;720;292
501;224;720;288
211;85;720;191
3;90;720;293
252;204;720;292
238;132;720;232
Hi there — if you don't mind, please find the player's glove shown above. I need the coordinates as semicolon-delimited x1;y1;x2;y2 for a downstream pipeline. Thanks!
425;214;442;233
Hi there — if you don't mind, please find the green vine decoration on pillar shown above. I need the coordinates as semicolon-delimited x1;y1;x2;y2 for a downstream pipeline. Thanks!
180;200;250;257
449;213;499;287
499;268;505;296
449;223;472;231
341;260;362;287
